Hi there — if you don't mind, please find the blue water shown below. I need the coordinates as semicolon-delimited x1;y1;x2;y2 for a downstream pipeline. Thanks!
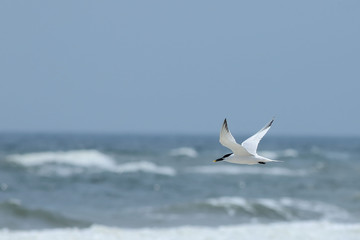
0;133;360;238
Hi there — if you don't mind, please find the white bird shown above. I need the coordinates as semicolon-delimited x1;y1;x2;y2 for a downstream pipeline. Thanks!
214;118;280;165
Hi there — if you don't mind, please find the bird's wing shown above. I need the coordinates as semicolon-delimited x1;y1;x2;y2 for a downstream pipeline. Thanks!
241;119;274;156
219;119;251;156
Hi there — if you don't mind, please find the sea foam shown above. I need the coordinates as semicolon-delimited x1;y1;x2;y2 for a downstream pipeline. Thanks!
1;221;360;240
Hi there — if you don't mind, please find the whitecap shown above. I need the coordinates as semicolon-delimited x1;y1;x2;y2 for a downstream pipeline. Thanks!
170;147;198;158
205;197;252;215
7;150;176;176
7;150;115;168
113;161;176;176
36;165;86;177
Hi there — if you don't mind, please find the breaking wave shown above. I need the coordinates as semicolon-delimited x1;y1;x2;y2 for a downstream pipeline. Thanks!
169;147;198;158
113;161;176;176
2;222;360;240
7;150;115;168
202;197;349;220
187;165;309;176
6;150;176;176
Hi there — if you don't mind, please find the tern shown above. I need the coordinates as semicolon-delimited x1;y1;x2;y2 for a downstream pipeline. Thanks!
214;118;280;165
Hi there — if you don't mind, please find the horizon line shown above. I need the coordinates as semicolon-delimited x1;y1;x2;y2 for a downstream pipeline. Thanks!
0;130;359;138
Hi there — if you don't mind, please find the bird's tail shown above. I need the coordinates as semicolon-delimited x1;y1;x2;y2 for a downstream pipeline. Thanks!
260;157;283;163
268;159;283;162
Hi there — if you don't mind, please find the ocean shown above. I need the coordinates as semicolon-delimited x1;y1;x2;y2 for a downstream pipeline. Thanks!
0;133;359;239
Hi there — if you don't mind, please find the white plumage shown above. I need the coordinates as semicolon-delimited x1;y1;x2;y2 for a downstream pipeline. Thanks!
215;118;280;165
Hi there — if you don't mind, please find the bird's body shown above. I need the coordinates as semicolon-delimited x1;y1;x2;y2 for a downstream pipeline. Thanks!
217;153;273;165
215;118;280;165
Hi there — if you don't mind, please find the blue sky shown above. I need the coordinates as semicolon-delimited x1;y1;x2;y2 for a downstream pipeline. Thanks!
0;1;359;136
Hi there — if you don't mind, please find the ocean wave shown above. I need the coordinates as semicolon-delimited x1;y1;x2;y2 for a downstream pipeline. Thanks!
170;147;198;158
203;197;349;220
1;222;360;240
187;165;309;176
7;150;115;168
258;149;299;159
35;165;86;177
6;150;176;176
0;200;90;229
311;147;351;161
113;161;176;176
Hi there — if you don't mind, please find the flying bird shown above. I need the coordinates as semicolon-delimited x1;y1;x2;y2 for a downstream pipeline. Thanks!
214;118;280;165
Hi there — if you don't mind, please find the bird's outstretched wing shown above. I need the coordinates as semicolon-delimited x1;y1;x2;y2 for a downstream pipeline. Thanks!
219;119;251;156
241;119;274;156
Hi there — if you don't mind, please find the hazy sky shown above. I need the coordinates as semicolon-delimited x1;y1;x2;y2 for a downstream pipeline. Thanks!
0;1;359;136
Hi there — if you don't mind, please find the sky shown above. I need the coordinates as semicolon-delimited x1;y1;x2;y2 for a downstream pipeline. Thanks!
0;1;359;136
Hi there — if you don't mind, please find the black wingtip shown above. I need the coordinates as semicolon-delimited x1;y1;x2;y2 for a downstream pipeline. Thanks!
214;153;232;162
223;118;229;131
269;119;274;127
265;119;274;129
214;158;224;162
